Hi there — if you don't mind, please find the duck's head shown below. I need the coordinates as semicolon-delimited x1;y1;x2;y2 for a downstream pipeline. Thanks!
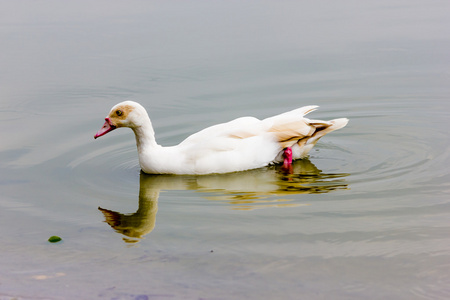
94;101;148;139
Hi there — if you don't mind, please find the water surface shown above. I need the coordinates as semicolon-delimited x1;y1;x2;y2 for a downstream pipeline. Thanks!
1;1;449;299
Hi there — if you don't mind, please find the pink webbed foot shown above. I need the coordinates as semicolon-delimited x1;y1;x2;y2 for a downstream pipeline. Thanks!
282;147;293;173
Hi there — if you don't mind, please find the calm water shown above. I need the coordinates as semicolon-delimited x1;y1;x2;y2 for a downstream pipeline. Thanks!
1;1;450;299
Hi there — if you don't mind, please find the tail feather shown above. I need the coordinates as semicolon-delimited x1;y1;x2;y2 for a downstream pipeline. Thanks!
306;118;349;145
287;117;348;159
261;106;349;162
264;105;348;148
328;118;349;130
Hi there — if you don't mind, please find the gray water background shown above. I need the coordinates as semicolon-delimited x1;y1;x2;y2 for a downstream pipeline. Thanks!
1;1;449;299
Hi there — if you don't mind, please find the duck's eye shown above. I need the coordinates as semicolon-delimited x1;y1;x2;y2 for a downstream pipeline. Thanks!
116;110;123;116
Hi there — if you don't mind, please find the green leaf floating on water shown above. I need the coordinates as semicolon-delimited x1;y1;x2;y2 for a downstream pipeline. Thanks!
48;236;62;243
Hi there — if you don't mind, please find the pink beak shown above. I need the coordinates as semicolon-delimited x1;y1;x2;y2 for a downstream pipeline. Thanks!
94;118;116;139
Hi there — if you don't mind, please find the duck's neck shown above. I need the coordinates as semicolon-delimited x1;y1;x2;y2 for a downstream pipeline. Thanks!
132;118;159;153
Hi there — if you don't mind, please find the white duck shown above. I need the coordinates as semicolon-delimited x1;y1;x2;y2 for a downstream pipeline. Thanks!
94;101;348;175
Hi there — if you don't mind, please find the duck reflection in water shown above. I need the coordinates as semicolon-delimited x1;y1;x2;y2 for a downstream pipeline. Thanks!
99;158;349;243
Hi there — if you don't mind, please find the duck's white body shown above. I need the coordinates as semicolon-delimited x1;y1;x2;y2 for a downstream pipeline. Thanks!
95;101;348;175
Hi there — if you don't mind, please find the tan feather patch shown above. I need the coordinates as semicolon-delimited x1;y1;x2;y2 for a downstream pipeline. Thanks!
109;104;134;120
106;104;136;127
269;121;316;147
228;131;258;139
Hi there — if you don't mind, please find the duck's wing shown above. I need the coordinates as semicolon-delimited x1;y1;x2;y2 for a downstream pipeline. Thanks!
179;106;319;147
179;116;264;148
176;116;278;174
